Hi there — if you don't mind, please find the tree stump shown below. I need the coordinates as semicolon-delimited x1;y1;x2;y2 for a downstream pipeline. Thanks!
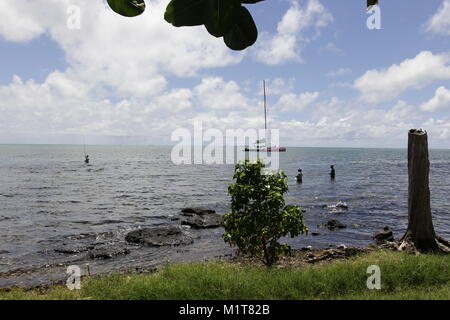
398;129;450;253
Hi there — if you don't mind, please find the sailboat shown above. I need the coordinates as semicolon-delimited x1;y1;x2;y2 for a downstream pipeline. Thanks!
244;80;286;152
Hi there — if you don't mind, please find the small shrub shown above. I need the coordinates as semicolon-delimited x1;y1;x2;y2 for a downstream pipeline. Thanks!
223;159;308;266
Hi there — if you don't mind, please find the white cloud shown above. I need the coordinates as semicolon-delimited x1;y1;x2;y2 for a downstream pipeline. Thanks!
421;86;450;112
194;77;251;112
253;0;333;65
354;51;450;103
264;78;296;95
0;1;48;42
277;99;429;146
275;92;319;112
0;0;242;99
0;74;261;142
425;0;450;36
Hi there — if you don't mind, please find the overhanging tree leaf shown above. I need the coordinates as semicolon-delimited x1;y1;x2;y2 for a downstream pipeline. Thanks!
367;0;379;10
223;6;257;51
165;0;206;27
204;0;240;38
107;0;146;17
240;0;264;3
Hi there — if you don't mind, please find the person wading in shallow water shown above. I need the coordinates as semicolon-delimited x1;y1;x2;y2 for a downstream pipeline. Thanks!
296;169;303;183
330;165;335;179
85;155;90;164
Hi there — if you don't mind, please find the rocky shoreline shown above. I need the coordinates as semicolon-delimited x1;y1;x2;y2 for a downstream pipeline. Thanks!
0;204;400;289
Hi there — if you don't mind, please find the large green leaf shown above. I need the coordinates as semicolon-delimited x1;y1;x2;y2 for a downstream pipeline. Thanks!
223;6;257;51
367;0;379;10
204;0;240;38
165;0;206;27
107;0;146;17
240;0;264;3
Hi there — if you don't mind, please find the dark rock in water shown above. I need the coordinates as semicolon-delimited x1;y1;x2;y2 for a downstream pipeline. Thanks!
125;226;193;247
180;207;222;228
311;232;320;236
0;250;9;254
373;226;394;244
88;246;130;260
181;207;215;216
323;219;347;231
181;213;222;229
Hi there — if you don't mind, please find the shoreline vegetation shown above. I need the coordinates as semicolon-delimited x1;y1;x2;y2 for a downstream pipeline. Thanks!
1;249;449;300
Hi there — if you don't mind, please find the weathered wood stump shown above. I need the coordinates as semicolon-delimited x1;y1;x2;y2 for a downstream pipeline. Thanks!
398;129;450;253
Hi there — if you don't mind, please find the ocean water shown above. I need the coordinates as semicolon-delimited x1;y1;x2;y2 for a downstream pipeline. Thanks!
0;145;449;286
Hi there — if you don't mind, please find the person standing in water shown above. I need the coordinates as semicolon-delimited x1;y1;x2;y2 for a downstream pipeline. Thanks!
296;169;303;183
85;155;90;164
330;165;335;179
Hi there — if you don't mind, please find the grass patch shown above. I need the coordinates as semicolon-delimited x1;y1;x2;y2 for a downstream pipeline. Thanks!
1;250;449;300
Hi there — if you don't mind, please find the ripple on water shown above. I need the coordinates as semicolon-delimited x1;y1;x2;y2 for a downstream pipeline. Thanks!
0;146;449;283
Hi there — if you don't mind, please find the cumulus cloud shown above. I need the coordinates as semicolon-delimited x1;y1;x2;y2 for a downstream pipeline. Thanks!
0;0;49;42
275;92;319;112
253;0;333;65
277;99;432;147
0;0;242;98
354;51;450;103
194;77;251;112
421;86;450;112
425;0;450;36
0;73;261;143
263;78;296;95
0;0;249;142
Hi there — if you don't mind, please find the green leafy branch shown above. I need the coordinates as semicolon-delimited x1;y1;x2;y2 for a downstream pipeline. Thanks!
107;0;379;51
107;0;261;51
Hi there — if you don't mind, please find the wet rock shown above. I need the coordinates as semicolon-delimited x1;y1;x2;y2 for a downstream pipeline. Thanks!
323;219;346;231
0;250;9;254
180;207;222;228
311;232;320;236
373;226;394;244
88;246;130;260
125;226;193;247
181;213;222;229
181;207;216;216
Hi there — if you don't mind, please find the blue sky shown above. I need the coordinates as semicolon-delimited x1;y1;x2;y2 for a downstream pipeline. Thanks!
0;0;450;147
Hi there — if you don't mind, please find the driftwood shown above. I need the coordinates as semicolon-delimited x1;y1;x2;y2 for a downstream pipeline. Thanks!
398;129;450;253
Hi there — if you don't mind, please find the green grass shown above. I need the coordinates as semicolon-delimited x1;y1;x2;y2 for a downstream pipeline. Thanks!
1;250;449;300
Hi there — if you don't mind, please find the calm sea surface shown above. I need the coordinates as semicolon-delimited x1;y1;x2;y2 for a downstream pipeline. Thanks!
0;145;449;286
